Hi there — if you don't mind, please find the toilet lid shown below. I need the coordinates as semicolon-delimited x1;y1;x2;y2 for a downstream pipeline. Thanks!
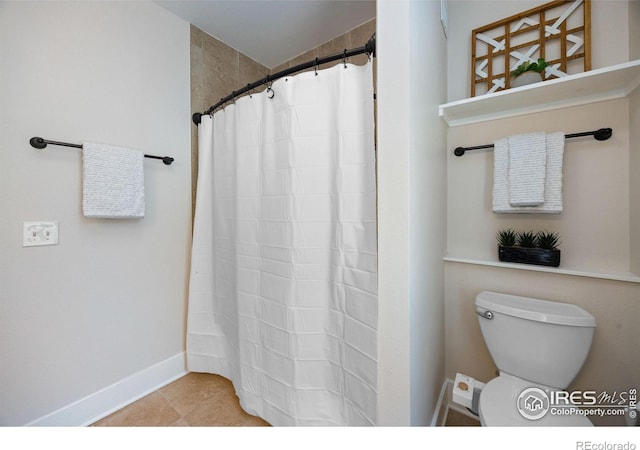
479;376;593;426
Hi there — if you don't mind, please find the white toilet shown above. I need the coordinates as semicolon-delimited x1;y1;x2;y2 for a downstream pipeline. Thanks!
475;291;596;426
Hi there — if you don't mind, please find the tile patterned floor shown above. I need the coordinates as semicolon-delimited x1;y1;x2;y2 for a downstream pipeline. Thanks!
92;372;270;427
92;372;480;427
444;408;481;426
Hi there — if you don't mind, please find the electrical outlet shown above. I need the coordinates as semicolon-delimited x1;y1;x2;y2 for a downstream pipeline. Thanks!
23;221;59;247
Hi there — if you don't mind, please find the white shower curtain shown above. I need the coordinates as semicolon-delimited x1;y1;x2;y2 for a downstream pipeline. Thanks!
187;61;377;426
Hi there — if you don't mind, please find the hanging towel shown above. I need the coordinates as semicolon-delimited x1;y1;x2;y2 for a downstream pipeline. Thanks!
492;137;510;212
493;132;565;214
538;131;565;212
508;132;546;206
82;142;145;218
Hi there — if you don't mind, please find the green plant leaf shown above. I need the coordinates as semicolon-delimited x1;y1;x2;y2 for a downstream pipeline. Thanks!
510;58;548;78
536;230;560;249
517;230;537;248
496;228;517;247
497;228;517;246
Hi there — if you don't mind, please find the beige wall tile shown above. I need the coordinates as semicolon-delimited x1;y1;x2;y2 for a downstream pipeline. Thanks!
317;33;350;60
286;48;318;75
203;66;237;108
239;53;268;91
202;34;238;74
349;19;376;66
270;61;289;74
190;24;204;49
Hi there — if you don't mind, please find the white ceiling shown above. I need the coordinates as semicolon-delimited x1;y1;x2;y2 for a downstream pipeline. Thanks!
156;0;376;69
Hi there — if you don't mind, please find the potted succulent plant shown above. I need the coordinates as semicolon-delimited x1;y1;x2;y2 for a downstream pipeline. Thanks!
510;58;549;88
497;229;561;267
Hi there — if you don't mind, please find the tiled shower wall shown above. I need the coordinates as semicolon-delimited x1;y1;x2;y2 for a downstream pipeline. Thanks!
190;25;268;212
270;19;376;75
190;20;376;214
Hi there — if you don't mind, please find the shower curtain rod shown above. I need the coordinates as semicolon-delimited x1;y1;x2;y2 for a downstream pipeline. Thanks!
192;33;376;125
29;137;175;165
453;128;613;156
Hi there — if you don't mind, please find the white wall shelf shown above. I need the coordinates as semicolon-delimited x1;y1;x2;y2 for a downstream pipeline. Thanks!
442;60;640;283
444;256;640;284
439;60;640;127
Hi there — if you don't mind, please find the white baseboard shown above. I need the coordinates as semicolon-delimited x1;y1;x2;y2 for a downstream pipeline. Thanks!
27;352;187;427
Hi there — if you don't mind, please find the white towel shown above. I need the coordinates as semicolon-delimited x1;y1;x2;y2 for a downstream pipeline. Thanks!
539;131;565;212
508;132;546;206
82;142;145;218
492;137;510;212
493;132;564;214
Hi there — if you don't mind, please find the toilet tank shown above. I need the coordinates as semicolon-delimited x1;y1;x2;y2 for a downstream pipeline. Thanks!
475;291;596;389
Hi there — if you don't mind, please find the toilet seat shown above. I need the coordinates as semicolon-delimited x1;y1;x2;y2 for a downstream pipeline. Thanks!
479;375;593;426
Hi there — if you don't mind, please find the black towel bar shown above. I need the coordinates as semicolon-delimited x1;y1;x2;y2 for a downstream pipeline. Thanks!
453;128;613;157
29;137;174;165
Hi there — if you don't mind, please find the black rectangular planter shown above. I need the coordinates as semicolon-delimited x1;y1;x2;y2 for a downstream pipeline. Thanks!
498;246;561;267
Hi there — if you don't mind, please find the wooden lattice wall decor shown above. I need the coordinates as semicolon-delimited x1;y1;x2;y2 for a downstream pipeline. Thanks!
471;0;591;97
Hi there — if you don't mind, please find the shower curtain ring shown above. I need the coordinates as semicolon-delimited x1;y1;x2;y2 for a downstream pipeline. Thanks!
266;83;274;99
343;49;347;68
314;57;319;76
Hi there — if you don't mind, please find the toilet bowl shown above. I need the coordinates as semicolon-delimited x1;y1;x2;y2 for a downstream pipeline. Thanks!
478;373;592;426
475;291;596;426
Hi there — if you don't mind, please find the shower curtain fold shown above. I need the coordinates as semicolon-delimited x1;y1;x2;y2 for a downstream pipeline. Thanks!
187;61;377;426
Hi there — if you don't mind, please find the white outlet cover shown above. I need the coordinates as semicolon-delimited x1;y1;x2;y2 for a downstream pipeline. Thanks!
23;221;59;247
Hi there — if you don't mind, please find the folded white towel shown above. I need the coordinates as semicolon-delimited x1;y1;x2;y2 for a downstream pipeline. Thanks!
493;132;564;214
82;142;145;218
508;132;546;206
